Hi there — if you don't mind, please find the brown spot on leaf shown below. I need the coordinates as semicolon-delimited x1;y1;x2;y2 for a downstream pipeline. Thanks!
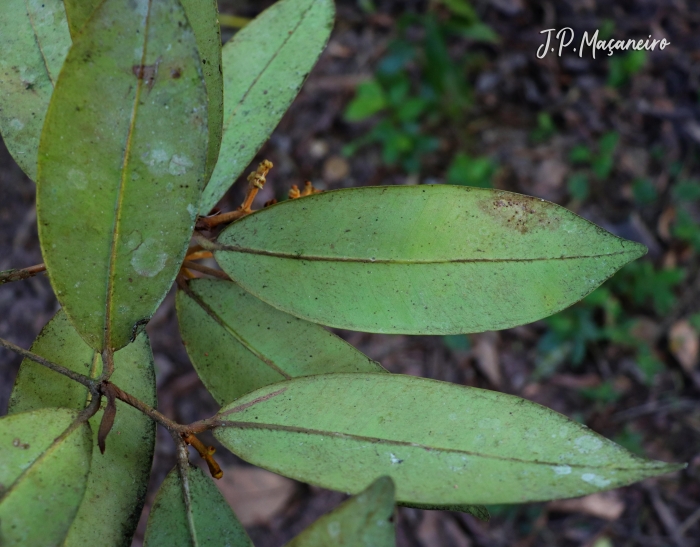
132;61;159;91
479;192;560;234
170;67;182;79
12;437;29;449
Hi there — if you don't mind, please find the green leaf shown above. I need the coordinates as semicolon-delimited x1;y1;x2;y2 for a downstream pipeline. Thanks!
37;0;209;351
345;80;387;122
181;0;223;182
0;408;93;546
8;310;157;547
397;501;489;522
285;476;395;547
215;374;683;505
198;0;335;215
63;0;101;37
144;465;253;547
177;278;385;405
0;0;71;180
215;186;646;335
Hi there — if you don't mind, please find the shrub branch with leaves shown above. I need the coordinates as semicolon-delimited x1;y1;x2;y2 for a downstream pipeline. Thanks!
0;0;684;546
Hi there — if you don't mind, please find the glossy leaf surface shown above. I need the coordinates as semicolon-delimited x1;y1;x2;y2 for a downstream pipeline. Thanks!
181;0;223;181
0;0;71;180
9;310;157;547
0;409;92;546
37;0;209;351
215;374;682;505
216;186;646;334
177;278;384;405
285;476;395;547
199;0;334;214
144;465;253;547
63;0;100;37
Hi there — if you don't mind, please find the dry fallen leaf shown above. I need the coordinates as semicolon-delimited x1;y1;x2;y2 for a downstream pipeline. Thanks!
669;320;699;373
548;491;625;521
472;332;502;388
214;464;297;526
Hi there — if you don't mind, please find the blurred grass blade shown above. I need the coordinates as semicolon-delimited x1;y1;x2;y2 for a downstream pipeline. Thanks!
0;408;92;546
177;278;385;405
215;186;647;334
37;0;209;351
199;0;334;214
0;0;71;180
144;465;253;547
181;0;223;182
63;0;100;37
215;374;683;505
285;476;395;547
8;309;157;547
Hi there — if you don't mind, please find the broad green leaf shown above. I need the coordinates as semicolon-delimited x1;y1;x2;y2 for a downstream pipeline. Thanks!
0;408;92;546
62;0;101;37
215;374;682;505
176;278;385;405
198;0;334;214
215;186;646;334
285;476;395;547
144;465;253;547
181;0;223;182
37;0;209;351
0;0;71;180
9;310;157;547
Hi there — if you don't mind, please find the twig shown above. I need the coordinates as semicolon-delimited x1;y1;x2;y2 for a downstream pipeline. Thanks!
182;261;230;280
0;336;96;389
196;160;272;231
0;263;46;285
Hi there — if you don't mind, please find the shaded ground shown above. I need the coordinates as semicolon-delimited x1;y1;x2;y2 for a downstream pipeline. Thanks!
1;0;700;546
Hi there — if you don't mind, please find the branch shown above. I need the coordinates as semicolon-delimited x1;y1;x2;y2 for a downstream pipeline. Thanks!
182;261;230;280
0;336;97;390
0;263;46;285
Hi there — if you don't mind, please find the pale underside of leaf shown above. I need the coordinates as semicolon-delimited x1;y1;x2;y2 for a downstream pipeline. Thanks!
144;465;253;547
8;310;157;547
176;278;385;405
215;374;682;505
0;409;93;547
0;0;71;180
285;476;395;547
198;0;334;214
216;186;647;334
37;0;209;351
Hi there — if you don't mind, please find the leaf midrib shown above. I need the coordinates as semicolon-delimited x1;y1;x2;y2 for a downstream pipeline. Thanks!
221;0;317;132
103;0;152;350
181;283;291;380
217;245;636;265
220;420;666;472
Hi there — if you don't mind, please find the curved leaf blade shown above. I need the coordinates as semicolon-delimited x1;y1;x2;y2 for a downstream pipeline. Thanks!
37;0;209;351
397;501;489;522
176;278;385;405
144;465;253;547
181;0;223;182
216;186;646;334
8;310;157;547
199;0;334;214
0;408;92;546
0;0;71;180
215;374;682;505
285;476;395;547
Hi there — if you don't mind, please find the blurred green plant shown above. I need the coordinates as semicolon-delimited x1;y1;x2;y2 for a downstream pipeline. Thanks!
608;49;647;88
343;0;497;175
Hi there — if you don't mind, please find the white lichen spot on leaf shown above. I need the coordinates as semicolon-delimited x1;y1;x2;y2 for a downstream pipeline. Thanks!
130;238;167;277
